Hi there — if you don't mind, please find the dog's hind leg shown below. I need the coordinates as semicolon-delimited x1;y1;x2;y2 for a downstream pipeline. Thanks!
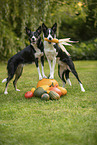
13;64;23;91
72;69;85;92
65;69;72;86
4;75;14;94
4;62;16;94
68;62;85;92
58;65;66;87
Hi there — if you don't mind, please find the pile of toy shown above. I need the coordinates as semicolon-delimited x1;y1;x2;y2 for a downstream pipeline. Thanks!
24;78;67;101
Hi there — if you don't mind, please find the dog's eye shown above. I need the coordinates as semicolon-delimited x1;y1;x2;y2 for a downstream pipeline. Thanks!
29;33;33;37
45;32;48;37
51;31;54;36
35;33;38;38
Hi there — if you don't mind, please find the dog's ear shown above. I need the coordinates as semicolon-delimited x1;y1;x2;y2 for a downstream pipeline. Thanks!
51;23;57;32
36;26;41;35
42;23;48;32
25;27;31;36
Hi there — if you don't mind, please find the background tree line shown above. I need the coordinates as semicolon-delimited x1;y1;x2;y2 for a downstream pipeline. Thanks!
0;0;97;60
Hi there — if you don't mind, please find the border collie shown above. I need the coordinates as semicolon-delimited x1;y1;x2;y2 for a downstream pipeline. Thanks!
42;23;85;92
42;23;57;79
2;26;46;94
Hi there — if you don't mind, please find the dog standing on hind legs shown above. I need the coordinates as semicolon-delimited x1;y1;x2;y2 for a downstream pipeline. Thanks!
2;26;46;94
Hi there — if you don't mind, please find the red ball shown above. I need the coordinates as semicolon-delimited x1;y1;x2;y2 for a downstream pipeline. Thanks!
24;91;33;99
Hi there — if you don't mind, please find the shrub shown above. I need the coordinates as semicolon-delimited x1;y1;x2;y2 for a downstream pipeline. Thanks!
65;38;97;60
0;20;25;61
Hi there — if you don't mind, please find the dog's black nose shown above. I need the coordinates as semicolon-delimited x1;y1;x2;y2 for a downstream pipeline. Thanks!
32;38;35;41
49;37;52;40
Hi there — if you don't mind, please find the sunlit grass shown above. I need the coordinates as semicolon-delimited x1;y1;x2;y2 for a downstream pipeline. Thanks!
0;61;97;145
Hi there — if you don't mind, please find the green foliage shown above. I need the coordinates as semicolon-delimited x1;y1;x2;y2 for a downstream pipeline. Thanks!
58;0;97;41
0;20;25;60
0;61;97;145
0;0;97;60
66;38;97;60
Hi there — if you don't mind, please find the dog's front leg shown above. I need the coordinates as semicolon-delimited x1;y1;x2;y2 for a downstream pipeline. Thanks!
48;57;56;79
50;57;56;79
41;56;47;78
47;58;52;79
35;58;42;80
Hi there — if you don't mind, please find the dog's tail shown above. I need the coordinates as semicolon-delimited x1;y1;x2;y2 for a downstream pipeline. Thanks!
2;78;7;83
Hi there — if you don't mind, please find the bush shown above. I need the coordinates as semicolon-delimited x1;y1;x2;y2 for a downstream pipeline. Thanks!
0;20;25;61
65;38;97;60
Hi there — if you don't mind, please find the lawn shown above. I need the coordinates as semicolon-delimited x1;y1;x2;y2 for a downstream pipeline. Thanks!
0;61;97;145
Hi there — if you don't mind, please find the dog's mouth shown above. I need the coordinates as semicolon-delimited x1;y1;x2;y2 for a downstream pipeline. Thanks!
48;37;53;44
31;40;36;44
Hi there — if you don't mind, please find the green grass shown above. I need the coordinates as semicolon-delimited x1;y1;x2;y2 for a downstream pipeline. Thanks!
0;61;97;145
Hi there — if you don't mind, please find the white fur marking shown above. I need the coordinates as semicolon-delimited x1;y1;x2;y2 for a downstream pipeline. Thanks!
51;57;56;79
37;66;42;80
2;78;7;83
47;29;53;40
16;89;20;91
44;41;57;60
63;82;65;87
4;91;8;95
44;30;57;79
31;43;43;58
79;83;85;92
4;85;8;94
31;43;44;80
47;59;52;76
32;36;36;39
41;65;47;78
67;79;72;86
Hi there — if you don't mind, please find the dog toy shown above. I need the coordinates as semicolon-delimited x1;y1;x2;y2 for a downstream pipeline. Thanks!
44;38;78;56
44;38;59;43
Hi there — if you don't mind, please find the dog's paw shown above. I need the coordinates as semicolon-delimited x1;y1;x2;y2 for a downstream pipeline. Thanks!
67;79;72;86
43;75;47;79
62;82;66;88
4;91;8;95
49;75;54;79
80;83;85;92
81;88;85;92
16;89;20;92
39;76;43;80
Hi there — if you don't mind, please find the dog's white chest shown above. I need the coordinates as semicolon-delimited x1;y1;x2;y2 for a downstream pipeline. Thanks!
31;43;43;58
44;41;57;60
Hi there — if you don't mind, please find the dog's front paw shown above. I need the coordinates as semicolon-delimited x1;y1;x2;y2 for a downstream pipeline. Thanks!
49;75;54;79
43;75;47;79
39;76;43;80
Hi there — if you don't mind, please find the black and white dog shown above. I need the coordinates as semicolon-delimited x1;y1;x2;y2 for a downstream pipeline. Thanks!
2;26;46;94
42;23;57;79
42;23;85;92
